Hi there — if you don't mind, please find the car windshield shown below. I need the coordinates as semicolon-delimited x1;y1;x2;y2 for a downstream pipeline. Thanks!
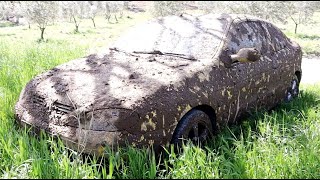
112;14;230;60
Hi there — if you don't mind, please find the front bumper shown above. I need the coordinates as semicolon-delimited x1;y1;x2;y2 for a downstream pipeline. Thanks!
15;100;132;155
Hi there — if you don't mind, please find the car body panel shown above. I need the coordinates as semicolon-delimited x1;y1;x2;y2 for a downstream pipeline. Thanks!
14;13;302;155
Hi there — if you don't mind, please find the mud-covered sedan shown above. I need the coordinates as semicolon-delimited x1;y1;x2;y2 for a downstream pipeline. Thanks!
15;13;302;155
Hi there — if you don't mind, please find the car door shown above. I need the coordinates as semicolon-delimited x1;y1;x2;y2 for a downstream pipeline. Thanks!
218;18;275;123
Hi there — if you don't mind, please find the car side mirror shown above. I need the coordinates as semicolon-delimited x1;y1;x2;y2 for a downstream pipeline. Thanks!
230;47;261;63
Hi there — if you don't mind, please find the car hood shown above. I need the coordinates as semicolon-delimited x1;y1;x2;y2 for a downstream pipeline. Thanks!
15;53;146;134
20;51;221;112
19;53;155;111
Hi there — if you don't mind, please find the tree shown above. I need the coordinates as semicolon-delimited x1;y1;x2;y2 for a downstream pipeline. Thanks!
197;1;319;34
206;1;288;22
0;1;10;20
61;1;89;33
87;1;101;28
101;1;124;23
281;1;319;34
21;1;58;41
0;1;25;24
195;1;229;14
150;1;187;17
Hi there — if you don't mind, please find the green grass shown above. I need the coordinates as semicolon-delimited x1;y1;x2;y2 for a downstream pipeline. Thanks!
0;10;320;178
160;85;320;178
0;21;16;28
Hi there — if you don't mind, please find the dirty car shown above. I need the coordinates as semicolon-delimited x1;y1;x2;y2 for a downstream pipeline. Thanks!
15;13;302;155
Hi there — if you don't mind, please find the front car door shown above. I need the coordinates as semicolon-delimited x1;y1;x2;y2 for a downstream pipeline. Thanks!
218;17;276;124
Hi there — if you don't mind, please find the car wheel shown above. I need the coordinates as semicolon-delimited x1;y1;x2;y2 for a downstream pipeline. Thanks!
171;109;214;147
285;74;299;102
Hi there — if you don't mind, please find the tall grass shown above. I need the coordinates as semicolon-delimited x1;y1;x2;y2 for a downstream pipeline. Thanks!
0;12;320;178
0;38;92;178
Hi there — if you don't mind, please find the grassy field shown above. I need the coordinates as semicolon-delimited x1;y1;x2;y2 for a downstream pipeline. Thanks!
277;12;320;56
0;10;320;178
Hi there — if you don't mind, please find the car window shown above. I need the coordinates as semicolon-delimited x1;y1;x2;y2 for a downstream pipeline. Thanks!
217;19;282;76
225;20;268;56
260;21;290;52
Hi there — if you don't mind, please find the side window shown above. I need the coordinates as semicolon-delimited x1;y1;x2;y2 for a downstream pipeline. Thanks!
225;21;268;56
260;21;289;52
219;20;268;68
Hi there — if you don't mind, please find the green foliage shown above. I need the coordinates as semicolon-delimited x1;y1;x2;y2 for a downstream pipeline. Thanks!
0;21;15;28
150;1;186;17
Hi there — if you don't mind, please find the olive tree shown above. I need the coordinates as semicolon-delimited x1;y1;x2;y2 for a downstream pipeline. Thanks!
226;1;319;33
281;1;319;34
60;1;90;33
101;1;125;23
0;1;25;24
200;1;288;22
197;1;320;34
87;1;104;28
195;1;229;14
88;2;98;28
21;1;58;40
0;1;10;20
149;1;187;17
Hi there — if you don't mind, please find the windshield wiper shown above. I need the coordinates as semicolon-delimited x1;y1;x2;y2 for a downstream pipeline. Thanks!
133;50;197;61
109;47;139;57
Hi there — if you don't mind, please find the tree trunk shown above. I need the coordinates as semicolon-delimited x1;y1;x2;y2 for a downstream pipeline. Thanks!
124;1;129;10
40;27;45;40
106;14;111;23
91;18;96;28
295;23;298;34
114;14;118;23
73;16;79;33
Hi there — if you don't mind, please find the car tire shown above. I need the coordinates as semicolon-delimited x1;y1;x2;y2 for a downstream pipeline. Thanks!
285;74;300;102
170;109;214;147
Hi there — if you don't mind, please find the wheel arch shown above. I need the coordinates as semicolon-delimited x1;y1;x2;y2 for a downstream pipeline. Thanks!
170;104;218;144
